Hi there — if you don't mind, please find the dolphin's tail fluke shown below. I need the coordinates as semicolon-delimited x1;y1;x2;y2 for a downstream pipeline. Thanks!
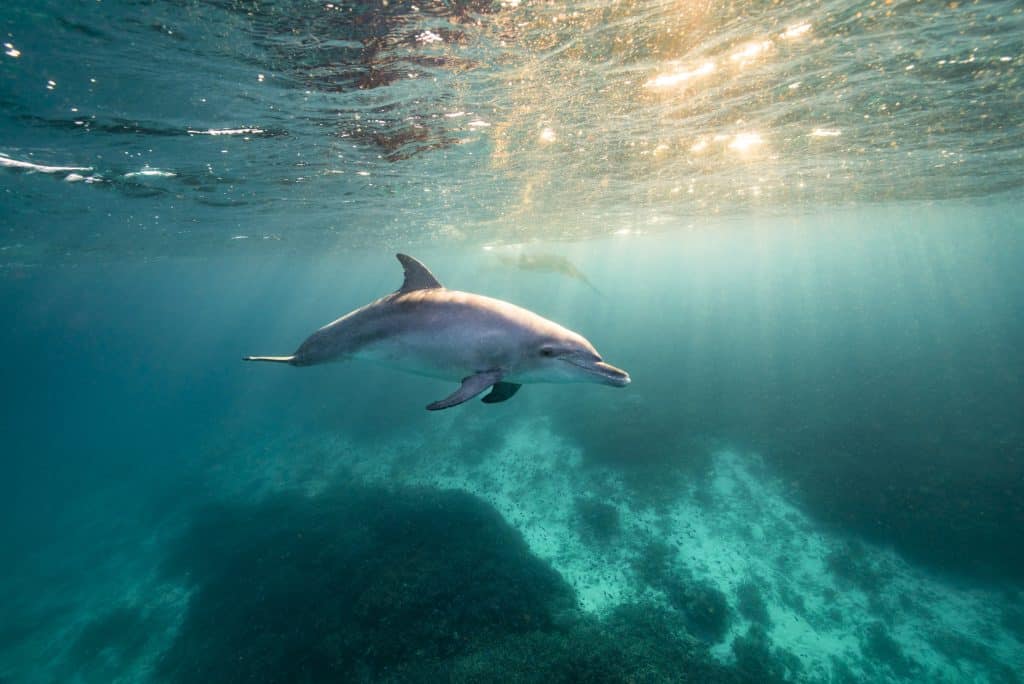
243;355;295;363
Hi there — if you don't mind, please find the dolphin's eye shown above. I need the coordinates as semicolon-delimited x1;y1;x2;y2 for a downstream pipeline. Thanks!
540;347;555;357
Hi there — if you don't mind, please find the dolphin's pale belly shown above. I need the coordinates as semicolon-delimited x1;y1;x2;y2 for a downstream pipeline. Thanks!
352;315;515;382
354;338;467;381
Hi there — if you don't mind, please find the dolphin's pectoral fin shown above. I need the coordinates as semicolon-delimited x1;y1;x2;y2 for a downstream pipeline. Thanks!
396;254;444;293
426;370;503;411
481;382;521;404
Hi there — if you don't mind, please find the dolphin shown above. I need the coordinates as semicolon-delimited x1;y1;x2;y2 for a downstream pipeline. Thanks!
244;254;630;410
497;252;603;295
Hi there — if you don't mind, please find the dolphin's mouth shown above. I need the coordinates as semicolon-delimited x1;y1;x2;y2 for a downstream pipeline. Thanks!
565;357;631;387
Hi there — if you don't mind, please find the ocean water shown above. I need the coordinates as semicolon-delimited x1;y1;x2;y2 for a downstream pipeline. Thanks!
2;1;1023;682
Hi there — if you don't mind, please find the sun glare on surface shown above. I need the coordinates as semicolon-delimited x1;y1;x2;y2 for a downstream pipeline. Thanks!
644;61;716;90
728;133;763;153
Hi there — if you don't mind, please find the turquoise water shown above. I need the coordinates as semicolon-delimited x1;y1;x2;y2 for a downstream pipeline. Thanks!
2;1;1023;682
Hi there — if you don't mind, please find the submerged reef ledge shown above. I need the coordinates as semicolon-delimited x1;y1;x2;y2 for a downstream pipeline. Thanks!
155;483;777;683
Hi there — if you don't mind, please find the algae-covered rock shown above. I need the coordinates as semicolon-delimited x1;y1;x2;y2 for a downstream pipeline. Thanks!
158;484;783;683
386;604;754;684
157;485;574;682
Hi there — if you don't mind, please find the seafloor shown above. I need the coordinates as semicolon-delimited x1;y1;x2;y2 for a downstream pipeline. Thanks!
5;412;1021;683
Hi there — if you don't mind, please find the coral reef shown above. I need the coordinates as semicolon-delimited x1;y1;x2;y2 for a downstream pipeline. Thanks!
158;485;574;682
156;484;772;683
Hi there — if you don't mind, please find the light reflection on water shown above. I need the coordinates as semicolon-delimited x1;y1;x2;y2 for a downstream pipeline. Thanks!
0;0;1021;259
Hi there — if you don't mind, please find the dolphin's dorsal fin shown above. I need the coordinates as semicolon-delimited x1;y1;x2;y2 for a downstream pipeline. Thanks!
396;254;443;292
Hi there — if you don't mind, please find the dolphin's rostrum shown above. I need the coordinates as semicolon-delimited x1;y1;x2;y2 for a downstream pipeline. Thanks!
244;254;630;410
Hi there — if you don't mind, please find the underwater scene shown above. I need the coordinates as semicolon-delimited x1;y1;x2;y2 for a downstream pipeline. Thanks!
2;0;1023;682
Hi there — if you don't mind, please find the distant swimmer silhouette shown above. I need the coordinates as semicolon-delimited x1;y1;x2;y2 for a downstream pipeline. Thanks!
244;254;629;410
497;252;602;294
